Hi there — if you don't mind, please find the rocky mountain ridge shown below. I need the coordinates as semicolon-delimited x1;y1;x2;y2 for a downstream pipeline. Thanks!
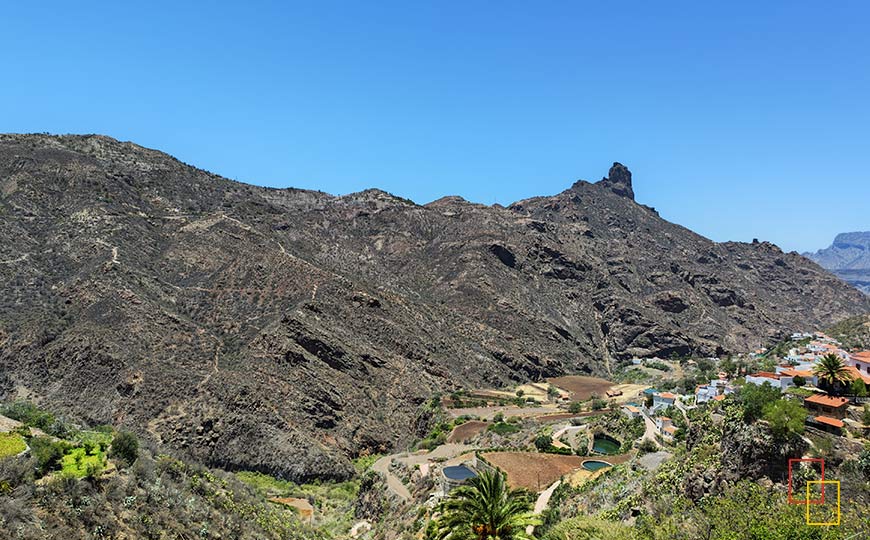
805;231;870;294
1;134;868;481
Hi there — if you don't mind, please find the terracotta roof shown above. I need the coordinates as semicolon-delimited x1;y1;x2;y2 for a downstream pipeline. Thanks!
749;372;780;380
804;394;849;407
779;368;814;378
656;392;676;399
712;394;726;402
663;426;678;434
659;416;671;421
625;405;640;413
814;416;844;428
844;366;870;385
851;351;870;362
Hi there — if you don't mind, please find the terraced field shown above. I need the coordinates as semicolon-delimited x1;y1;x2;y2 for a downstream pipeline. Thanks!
481;452;583;491
547;375;614;401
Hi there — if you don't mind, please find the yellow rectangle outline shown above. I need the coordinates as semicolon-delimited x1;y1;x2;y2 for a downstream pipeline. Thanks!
805;480;840;526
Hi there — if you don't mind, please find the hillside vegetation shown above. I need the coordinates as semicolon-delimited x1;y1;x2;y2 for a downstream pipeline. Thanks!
827;314;870;349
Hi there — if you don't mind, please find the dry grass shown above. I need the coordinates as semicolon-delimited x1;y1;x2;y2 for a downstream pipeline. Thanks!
547;375;614;401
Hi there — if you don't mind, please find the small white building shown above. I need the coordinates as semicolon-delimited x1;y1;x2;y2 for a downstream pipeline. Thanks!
656;417;677;441
848;351;870;377
774;366;817;387
622;405;642;419
651;392;676;412
695;379;734;404
744;372;787;391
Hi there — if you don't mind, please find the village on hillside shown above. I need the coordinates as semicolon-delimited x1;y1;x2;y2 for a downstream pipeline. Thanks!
351;330;870;536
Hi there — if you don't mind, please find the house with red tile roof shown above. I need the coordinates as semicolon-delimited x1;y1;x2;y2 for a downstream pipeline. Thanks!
809;415;844;435
622;405;642;419
803;394;850;419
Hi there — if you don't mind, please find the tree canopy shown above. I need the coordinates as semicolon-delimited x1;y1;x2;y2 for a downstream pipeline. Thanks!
432;470;539;540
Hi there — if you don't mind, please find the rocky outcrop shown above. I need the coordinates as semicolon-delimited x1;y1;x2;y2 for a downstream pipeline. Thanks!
598;162;635;199
718;416;806;483
805;232;870;294
0;134;867;481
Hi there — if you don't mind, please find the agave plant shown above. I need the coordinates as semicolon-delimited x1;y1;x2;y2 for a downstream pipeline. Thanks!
433;470;540;540
813;353;852;394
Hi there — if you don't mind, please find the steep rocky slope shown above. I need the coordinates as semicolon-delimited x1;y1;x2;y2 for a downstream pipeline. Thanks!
1;134;867;480
805;231;870;294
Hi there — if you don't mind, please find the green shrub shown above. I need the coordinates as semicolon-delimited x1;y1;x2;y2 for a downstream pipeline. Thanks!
29;437;68;476
568;401;583;414
109;431;139;467
487;422;520;435
762;399;806;440
736;382;781;422
0;432;27;458
638;438;658;454
646;361;671;372
534;435;552;452
850;378;868;397
543;516;633;540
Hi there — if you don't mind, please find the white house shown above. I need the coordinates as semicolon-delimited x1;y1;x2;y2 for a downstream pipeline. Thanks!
774;366;817;387
651;392;676;412
847;351;870;377
656;417;677;441
622;405;642;419
744;372;789;391
695;379;734;404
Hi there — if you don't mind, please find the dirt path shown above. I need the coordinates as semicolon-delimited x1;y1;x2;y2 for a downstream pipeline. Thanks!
446;405;556;420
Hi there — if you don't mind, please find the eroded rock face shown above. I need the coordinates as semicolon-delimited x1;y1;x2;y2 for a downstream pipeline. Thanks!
718;416;806;483
805;232;870;294
0;134;866;480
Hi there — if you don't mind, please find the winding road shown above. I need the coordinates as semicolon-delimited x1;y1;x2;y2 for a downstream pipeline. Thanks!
371;443;476;501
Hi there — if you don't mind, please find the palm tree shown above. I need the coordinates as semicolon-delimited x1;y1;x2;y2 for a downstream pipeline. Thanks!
813;353;852;394
433;470;540;540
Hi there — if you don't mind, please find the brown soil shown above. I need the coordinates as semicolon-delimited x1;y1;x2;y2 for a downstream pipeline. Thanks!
547;375;614;401
481;452;584;491
531;410;612;423
447;421;488;443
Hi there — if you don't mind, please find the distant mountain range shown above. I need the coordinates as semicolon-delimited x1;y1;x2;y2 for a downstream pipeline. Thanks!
804;232;870;294
1;134;868;481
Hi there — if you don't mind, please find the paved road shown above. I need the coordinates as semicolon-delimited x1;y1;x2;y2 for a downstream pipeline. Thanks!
372;455;412;500
640;411;661;447
372;444;476;501
527;480;561;535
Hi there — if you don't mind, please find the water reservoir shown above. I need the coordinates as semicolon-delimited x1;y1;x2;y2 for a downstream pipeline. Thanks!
592;434;621;455
582;460;611;472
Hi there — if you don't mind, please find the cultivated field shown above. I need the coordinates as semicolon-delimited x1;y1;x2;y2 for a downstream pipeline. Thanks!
447;421;488;443
547;375;614;401
481;452;583;491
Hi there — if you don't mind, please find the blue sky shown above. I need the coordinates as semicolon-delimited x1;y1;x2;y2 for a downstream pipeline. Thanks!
2;1;867;252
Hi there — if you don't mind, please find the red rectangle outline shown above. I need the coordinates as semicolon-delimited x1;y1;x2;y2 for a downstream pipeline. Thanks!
788;458;825;505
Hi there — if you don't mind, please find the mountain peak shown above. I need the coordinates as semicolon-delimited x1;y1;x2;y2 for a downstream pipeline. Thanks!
597;162;634;199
